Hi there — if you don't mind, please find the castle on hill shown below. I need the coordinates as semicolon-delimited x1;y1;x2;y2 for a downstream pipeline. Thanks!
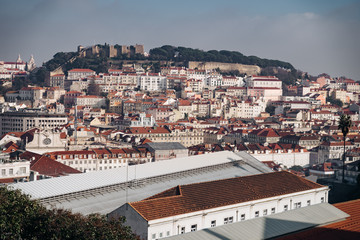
77;44;144;58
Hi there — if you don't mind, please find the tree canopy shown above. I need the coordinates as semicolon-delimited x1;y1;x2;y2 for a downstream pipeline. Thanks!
0;187;139;240
149;45;294;70
326;95;343;107
338;114;352;139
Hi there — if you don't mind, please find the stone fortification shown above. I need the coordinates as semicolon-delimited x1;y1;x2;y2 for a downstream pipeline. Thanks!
188;61;261;75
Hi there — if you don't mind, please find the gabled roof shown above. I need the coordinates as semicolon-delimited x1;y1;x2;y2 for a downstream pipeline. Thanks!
68;68;95;73
126;127;171;134
129;171;325;221
2;141;19;153
31;156;81;177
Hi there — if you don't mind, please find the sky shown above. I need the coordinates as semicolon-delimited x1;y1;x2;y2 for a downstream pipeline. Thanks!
0;0;359;79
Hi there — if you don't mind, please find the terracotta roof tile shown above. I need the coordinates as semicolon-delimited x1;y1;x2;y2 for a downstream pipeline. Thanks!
31;156;81;177
129;171;324;221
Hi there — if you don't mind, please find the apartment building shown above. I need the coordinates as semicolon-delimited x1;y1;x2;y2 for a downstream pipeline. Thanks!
67;68;95;80
47;148;152;172
139;73;167;91
0;111;68;135
0;152;30;183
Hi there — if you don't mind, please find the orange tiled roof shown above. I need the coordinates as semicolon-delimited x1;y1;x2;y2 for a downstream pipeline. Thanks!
31;156;81;177
129;171;324;221
68;68;95;73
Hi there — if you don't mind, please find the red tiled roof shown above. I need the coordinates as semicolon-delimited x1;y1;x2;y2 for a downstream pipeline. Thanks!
126;127;171;134
68;68;95;73
19;151;42;161
2;142;19;153
279;199;360;240
31;156;81;177
129;171;324;221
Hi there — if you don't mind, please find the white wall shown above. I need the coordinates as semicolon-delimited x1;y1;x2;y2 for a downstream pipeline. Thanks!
146;187;328;239
252;151;311;168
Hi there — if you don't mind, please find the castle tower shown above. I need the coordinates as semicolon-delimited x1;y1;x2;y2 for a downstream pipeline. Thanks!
108;45;118;58
135;44;144;55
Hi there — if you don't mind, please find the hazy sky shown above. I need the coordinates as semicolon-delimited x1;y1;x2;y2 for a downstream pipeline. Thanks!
1;0;359;79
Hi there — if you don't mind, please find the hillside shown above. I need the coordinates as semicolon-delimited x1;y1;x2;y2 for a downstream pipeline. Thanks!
149;45;294;70
36;44;300;86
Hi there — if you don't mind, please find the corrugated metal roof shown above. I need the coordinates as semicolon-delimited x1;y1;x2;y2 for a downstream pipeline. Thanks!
54;162;264;215
10;151;272;200
164;203;349;240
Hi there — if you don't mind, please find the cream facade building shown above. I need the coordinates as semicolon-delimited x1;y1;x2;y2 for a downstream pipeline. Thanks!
0;111;68;135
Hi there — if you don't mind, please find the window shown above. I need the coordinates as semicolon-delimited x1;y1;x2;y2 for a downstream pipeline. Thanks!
159;232;163;238
321;197;324;203
241;214;245;221
166;231;170;236
20;167;26;174
307;200;311;206
224;217;228;224
255;211;259;217
211;220;216;227
1;169;5;176
263;209;268;216
294;202;301;209
180;227;185;234
152;233;156;239
271;208;276;214
228;217;233;223
191;224;197;232
9;168;13;175
284;205;288;211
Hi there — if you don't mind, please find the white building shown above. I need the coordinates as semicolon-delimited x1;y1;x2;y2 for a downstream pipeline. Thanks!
246;75;282;89
252;148;311;168
0;153;30;183
67;68;95;80
115;112;156;130
0;111;68;135
109;171;329;240
75;95;106;108
221;76;243;87
47;148;152;172
226;99;265;119
186;69;206;82
139;73;167;91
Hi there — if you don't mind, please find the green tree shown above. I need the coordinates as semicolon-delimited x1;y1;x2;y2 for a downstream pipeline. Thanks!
0;187;139;240
87;83;101;96
338;114;352;183
326;95;343;107
265;106;276;116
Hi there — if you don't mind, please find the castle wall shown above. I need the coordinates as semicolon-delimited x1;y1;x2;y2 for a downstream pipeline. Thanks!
188;61;261;75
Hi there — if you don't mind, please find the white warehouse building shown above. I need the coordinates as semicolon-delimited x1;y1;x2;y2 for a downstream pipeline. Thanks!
109;171;329;240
